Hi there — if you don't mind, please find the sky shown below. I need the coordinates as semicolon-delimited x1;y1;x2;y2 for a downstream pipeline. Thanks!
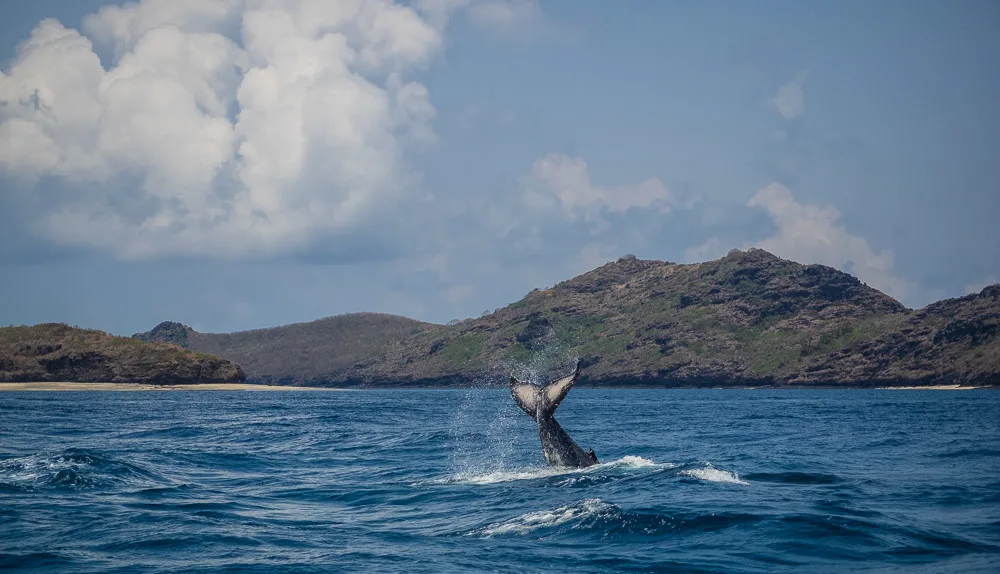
0;0;997;335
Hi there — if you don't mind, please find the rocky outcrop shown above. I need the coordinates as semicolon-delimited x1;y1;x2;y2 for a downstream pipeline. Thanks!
794;284;1000;386
134;321;194;348
0;323;245;384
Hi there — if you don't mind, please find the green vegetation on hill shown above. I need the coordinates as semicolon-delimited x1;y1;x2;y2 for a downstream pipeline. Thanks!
133;249;1000;387
0;323;245;384
134;313;438;385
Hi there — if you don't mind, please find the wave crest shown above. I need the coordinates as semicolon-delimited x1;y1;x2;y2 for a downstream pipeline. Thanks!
679;465;748;485
468;498;761;539
428;456;748;487
427;455;675;486
0;448;163;491
472;498;617;536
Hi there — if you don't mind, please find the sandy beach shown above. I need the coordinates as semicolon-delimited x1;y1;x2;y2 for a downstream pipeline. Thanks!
0;382;344;392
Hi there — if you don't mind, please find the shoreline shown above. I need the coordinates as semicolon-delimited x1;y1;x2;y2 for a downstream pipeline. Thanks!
0;382;345;392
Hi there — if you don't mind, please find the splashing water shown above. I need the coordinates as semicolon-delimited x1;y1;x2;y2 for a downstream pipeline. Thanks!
446;355;578;478
446;387;522;477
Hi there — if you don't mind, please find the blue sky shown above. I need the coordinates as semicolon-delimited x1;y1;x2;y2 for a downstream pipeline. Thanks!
1;0;997;335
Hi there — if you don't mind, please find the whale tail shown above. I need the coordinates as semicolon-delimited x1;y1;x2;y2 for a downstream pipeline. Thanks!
510;362;580;422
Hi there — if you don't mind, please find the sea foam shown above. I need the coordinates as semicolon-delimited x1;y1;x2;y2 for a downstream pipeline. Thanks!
472;498;616;537
429;455;674;486
680;465;748;485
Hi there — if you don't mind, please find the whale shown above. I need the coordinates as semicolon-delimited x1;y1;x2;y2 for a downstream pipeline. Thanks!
510;362;598;468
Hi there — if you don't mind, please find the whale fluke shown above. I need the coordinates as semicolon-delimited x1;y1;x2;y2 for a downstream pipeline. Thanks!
510;362;579;421
510;362;598;468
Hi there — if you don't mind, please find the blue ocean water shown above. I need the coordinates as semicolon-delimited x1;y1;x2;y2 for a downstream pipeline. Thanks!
1;388;998;573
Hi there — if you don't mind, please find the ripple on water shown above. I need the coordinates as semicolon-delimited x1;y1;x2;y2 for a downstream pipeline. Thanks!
744;471;843;485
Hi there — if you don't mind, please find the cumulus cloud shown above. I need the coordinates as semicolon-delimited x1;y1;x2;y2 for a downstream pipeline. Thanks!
749;183;911;302
416;0;541;32
771;71;807;120
0;0;445;259
82;0;244;57
525;154;674;222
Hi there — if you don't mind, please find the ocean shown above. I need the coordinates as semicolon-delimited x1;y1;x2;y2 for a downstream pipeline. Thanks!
1;388;998;573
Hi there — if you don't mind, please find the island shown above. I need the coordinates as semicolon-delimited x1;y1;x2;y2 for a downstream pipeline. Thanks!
0;323;245;385
126;249;997;388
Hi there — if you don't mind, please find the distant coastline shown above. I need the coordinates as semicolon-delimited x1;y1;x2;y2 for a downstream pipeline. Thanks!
5;250;997;389
131;250;1000;389
0;382;987;391
0;382;344;392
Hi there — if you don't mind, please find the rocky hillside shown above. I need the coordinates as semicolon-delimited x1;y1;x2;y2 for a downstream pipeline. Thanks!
134;313;438;385
134;249;1000;387
803;284;1000;386
0;323;245;384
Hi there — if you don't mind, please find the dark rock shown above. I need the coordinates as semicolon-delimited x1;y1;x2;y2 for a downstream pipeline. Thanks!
133;321;193;348
15;343;62;357
1;323;244;384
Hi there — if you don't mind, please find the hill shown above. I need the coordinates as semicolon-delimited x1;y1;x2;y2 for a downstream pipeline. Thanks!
134;313;439;385
0;323;245;384
134;249;1000;387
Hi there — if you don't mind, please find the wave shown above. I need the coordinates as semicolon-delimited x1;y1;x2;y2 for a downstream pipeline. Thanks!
434;466;578;485
603;455;667;469
468;498;760;539
0;448;164;491
424;456;750;488
0;552;75;570
679;466;748;485
471;498;994;557
475;498;615;536
424;455;672;486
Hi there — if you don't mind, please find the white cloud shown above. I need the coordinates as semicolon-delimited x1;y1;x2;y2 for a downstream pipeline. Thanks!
0;0;441;259
525;154;674;221
415;0;473;26
83;0;243;58
749;182;912;302
416;0;541;32
771;71;807;120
